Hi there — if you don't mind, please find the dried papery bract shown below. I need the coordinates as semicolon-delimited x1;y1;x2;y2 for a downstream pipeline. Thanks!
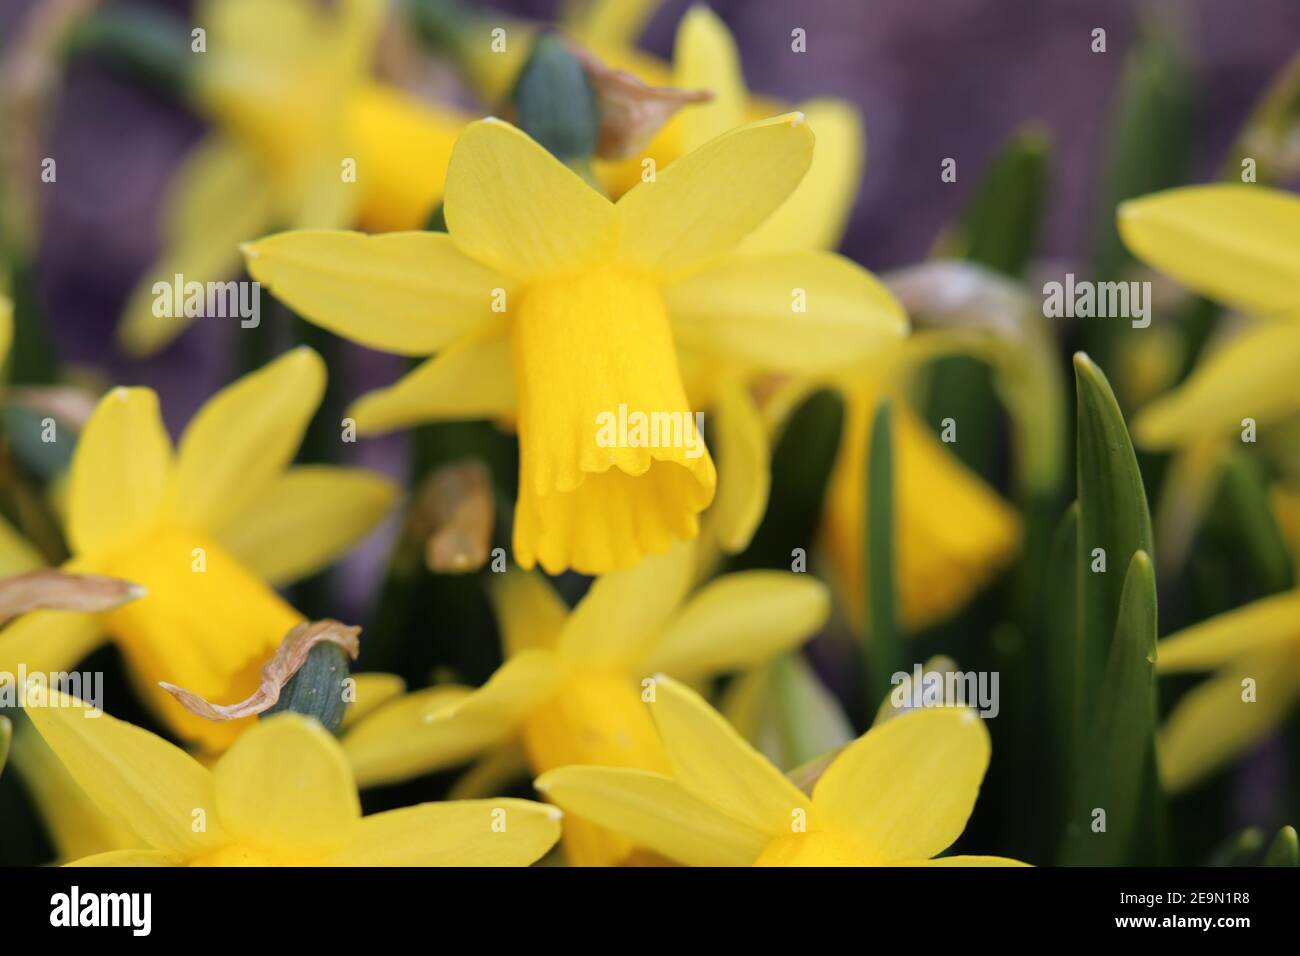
0;569;143;627
160;619;360;722
567;42;712;160
5;385;99;428
413;460;495;574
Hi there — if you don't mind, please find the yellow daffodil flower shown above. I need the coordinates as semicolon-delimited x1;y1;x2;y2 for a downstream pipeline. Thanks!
822;381;1022;632
1156;591;1300;792
341;543;830;865
244;114;904;574
1119;184;1300;449
1115;184;1300;790
118;0;467;356
0;348;398;751
536;675;1026;866
613;9;1020;595
25;689;560;866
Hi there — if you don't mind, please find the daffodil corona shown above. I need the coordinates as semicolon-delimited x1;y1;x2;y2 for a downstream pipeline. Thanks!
245;115;904;574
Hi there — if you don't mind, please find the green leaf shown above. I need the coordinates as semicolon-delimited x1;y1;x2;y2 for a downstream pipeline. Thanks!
1263;825;1299;867
863;400;904;714
722;654;853;772
63;8;196;96
1059;550;1159;865
731;388;843;572
1074;352;1153;711
938;127;1052;277
0;716;9;778
1045;503;1081;790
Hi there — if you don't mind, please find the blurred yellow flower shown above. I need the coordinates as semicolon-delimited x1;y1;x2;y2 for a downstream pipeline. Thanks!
245;115;904;574
118;0;467;356
341;542;829;865
1156;591;1300;792
25;691;560;866
1119;184;1300;449
0;348;398;750
536;675;1026;866
1117;184;1300;791
822;384;1022;632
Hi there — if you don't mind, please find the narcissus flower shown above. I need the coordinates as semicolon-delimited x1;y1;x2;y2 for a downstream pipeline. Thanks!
1119;184;1300;449
119;0;467;355
245;114;904;574
536;675;1026;866
341;543;829;865
1156;591;1300;792
25;690;560;866
822;381;1022;632
0;348;398;750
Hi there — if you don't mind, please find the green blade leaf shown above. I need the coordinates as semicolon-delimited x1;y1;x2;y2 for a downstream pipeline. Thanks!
1059;550;1159;865
1074;352;1153;710
1263;825;1299;867
937;127;1052;278
863;400;903;714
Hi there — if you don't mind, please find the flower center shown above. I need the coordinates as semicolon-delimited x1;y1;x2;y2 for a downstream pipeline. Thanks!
99;527;302;752
521;669;670;866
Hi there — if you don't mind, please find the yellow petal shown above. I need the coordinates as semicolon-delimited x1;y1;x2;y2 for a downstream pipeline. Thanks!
707;376;770;552
536;766;768;866
0;609;103;678
340;673;406;730
348;332;515;434
10;721;139;862
0;294;12;367
343;652;564;788
558;540;694;666
24;686;224;856
65;850;179;866
642;572;827;678
347;82;465;232
333;798;560;866
824;392;1021;632
1133;322;1300;448
1159;651;1300;793
649;675;805;834
812;707;990;862
741;98;864;254
616;113;813;279
511;269;714;574
1118;184;1300;318
490;571;570;657
175;348;324;533
68;388;173;557
214;713;359;853
1158;590;1300;673
118;135;274;357
443;118;617;280
671;5;746;152
243;230;510;356
217;465;399;586
667;251;907;372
